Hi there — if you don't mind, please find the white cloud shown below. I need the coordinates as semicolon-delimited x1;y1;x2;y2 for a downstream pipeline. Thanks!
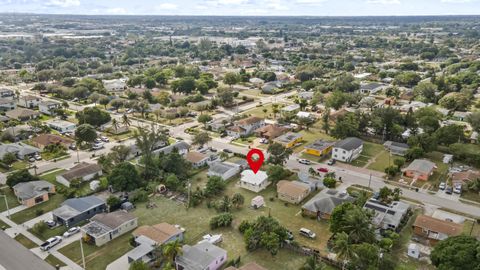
366;0;401;4
296;0;328;4
46;0;80;7
157;3;178;10
106;7;127;14
441;0;474;2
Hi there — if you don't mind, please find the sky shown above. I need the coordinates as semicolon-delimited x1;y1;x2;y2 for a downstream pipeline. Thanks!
0;0;479;16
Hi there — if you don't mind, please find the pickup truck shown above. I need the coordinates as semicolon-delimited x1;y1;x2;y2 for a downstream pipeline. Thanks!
40;236;62;251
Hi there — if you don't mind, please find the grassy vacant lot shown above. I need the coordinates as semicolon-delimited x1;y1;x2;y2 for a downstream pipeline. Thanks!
463;219;480;238
14;234;38;249
59;233;133;270
0;186;20;213
243;103;282;120
10;194;65;224
61;166;334;270
44;254;67;268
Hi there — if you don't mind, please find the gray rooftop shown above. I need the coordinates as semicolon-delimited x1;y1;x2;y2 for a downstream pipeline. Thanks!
403;159;436;174
0;143;40;159
176;242;227;270
363;199;410;228
302;189;354;214
334;137;363;151
53;195;105;220
13;180;54;200
0;231;54;270
274;132;302;144
208;161;237;175
306;140;335;151
153;141;190;156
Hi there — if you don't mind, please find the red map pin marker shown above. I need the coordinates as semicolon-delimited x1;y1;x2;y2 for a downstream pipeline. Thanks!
246;148;264;174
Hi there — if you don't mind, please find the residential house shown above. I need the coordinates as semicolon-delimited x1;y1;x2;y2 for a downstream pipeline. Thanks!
46;119;76;133
2;125;33;141
450;170;480;187
298;91;314;100
31;134;74;150
52;195;106;227
359;82;386;95
0;88;15;99
239;170;269;193
102;78;128;93
227;116;265;138
281;104;301;118
12;181;55;207
296;111;314;119
208;161;241;180
412;215;463;246
276;180;311;204
261;81;282;94
383;141;410;156
56;162;102;187
249;77;264;87
5;108;40;121
39;101;61;116
0;142;40;160
273;132;303;149
175;242;227;270
128;223;185;263
302;189;354;220
332;137;363;163
399;101;427;112
206;117;231;132
402;159;436;181
190;100;212;111
152;141;190;156
185;151;210;168
304;140;335;157
255;124;289;140
0;98;16;111
17;95;41;108
81;210;138;246
452;111;471;122
363;199;410;231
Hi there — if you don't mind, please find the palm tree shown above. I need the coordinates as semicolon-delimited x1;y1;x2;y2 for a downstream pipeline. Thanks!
342;208;375;244
111;119;119;134
122;114;131;128
333;232;354;270
272;104;279;120
299;255;325;270
232;193;245;209
162;240;183;264
468;178;480;193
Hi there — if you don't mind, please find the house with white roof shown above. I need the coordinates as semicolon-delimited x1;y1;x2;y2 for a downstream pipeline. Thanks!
239;170;269;193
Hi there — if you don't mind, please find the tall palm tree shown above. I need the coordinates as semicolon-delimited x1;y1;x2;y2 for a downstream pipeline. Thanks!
299;255;325;270
162;240;183;264
122;114;131;128
342;208;375;244
333;232;354;270
111;119;119;134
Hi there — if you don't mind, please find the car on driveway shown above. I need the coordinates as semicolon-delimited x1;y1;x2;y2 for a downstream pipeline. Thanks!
63;227;80;238
92;143;104;150
445;186;453;195
40;236;62;251
453;184;462;194
223;149;233;154
100;136;109;142
317;167;329;173
297;159;311;165
45;220;56;228
439;182;446;190
34;154;42;161
327;159;336;165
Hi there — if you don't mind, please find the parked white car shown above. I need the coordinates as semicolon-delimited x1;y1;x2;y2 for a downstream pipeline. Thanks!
63;227;80;238
198;234;223;244
40;236;62;251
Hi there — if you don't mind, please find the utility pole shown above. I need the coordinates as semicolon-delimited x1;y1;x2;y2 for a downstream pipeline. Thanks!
79;237;86;270
0;194;10;218
368;173;372;189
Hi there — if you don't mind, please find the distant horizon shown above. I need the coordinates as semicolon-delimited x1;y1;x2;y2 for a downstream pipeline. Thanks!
0;0;479;17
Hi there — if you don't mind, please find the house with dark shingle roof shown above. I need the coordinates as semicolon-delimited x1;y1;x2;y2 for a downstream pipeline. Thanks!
302;189;354;220
332;137;363;163
0;142;40;160
12;180;55;208
208;161;241;180
31;134;74;150
56;162;102;187
5;108;40;121
81;210;137;246
52;195;106;227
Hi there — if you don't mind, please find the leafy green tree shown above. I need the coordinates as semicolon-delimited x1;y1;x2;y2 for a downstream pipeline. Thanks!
204;176;226;197
76;107;111;127
197;114;213;128
330;203;375;244
349;243;380;270
2;152;17;165
172;77;196;94
333;232;354;270
331;113;360;139
266;165;290;184
106;195;122;211
439;92;471;111
323;177;336;188
232;193;245;209
260;232;280;256
210;213;233;229
159;150;191;180
325;91;348;110
217;195;232;212
466;112;480;132
6;169;39;187
299;256;325;270
413;81;437;103
165;174;181;191
241;216;288;254
129;260;150;270
192;132;211;147
223;72;239;87
405;146;425;161
135;126;167;180
434;125;465;145
162;240;183;264
75;124;97;145
431;235;480;270
108;162;141;191
99;96;110;109
267;143;292;165
394;71;421;87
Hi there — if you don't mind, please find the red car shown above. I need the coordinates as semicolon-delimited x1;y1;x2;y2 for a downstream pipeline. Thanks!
317;167;329;173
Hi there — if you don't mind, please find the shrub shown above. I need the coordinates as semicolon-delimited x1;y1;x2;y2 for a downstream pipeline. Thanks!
131;189;149;203
238;220;251;233
210;213;233;229
323;177;336;188
32;221;48;235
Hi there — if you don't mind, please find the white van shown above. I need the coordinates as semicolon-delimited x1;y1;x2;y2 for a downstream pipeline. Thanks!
299;228;316;239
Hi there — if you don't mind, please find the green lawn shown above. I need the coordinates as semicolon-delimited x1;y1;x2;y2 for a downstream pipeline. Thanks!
12;161;29;171
59;233;133;270
0;218;10;229
243;104;282;120
463;219;480;238
44;254;67;268
29;223;67;241
40;169;66;184
0;187;20;213
42;151;70;161
461;191;480;203
10;194;65;224
14;234;38;249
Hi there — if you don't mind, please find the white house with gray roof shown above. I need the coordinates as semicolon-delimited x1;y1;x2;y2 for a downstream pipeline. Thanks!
175;242;227;270
12;180;55;207
56;162;102;187
332;137;363;163
363;199;410;231
208;161;241;180
0;142;40;160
